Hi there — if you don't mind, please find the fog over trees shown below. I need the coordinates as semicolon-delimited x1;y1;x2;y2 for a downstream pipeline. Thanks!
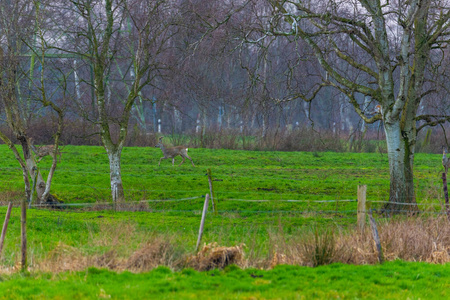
2;0;450;208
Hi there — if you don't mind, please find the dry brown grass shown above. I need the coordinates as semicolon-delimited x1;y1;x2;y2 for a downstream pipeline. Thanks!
266;216;450;268
37;240;244;273
378;216;450;263
125;239;179;272
11;216;450;273
38;243;88;273
35;220;182;273
0;190;24;205
186;243;246;271
38;238;180;273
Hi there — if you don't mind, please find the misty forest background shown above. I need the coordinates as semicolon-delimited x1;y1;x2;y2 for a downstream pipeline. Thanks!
1;0;448;153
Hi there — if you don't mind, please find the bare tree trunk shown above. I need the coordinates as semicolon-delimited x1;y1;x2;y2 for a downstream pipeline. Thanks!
74;60;81;101
17;136;48;205
360;96;371;132
383;121;416;213
303;101;311;127
402;110;418;212
201;110;207;147
107;149;125;206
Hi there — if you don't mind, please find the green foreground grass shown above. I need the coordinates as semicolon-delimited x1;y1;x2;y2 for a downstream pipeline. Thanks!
1;261;449;299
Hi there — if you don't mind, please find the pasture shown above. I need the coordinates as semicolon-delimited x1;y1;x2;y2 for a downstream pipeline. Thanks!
0;144;447;298
0;144;444;207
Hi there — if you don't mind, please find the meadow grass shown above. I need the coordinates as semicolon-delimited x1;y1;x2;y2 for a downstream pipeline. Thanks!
0;144;448;298
0;144;446;266
0;144;444;208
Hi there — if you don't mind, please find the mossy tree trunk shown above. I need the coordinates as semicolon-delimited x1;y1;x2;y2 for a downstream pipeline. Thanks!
263;0;449;210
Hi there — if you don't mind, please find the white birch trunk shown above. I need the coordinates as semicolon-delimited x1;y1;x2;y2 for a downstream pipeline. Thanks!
73;60;81;102
384;121;407;207
107;150;125;205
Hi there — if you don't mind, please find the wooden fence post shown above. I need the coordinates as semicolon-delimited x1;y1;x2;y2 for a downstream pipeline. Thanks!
206;168;217;215
442;173;450;220
0;202;13;258
368;209;384;264
21;197;27;272
357;185;367;233
195;194;210;252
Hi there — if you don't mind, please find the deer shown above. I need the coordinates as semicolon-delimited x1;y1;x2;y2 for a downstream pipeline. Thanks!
29;138;62;163
443;146;450;174
155;136;195;167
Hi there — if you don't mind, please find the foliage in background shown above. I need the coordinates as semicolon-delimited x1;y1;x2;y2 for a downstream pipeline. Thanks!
2;120;448;154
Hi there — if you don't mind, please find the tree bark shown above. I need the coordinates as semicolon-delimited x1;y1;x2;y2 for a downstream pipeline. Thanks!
383;121;417;213
17;136;48;205
107;148;125;207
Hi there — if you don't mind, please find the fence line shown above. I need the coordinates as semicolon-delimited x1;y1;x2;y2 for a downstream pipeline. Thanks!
1;195;444;208
22;202;447;213
20;207;450;216
29;196;205;208
221;199;357;203
0;167;444;212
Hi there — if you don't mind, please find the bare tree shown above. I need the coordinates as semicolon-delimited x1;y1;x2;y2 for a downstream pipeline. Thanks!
0;0;64;206
244;0;450;209
57;0;178;205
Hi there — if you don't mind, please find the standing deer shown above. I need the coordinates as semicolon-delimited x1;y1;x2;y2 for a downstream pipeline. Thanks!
155;137;195;167
444;146;450;174
29;138;62;163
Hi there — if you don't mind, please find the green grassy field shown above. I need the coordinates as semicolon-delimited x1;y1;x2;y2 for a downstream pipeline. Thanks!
0;144;447;298
0;144;444;208
1;262;449;299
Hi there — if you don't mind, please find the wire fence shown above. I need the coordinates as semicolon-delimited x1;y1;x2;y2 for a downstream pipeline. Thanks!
19;196;448;217
0;157;448;224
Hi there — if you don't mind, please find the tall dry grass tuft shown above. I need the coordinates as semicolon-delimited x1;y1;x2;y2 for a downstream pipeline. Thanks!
299;228;338;267
265;216;450;268
266;226;348;268
125;238;180;272
335;216;450;264
377;216;450;263
38;242;88;273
